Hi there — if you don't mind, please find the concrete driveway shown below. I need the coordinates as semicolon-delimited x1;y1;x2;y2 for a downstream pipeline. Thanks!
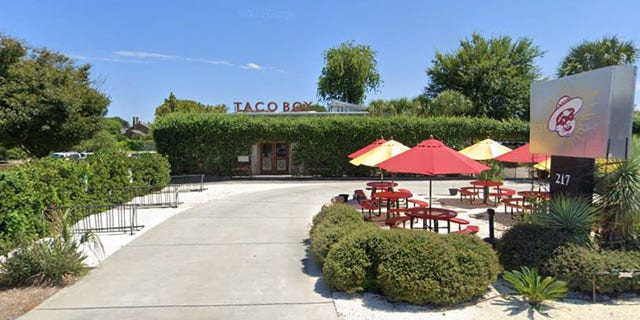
20;182;344;320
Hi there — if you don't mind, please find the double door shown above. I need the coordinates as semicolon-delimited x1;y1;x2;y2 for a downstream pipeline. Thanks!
260;143;289;175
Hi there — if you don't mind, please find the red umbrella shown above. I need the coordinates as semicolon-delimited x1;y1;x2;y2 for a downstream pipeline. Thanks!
495;143;547;163
377;137;489;213
347;138;386;159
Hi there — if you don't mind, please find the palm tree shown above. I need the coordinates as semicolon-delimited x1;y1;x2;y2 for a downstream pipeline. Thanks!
595;138;640;250
557;35;637;77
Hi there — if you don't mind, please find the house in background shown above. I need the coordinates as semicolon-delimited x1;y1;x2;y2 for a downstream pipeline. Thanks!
123;117;151;138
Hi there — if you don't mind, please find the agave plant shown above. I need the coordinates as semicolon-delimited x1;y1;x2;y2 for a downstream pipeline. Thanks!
532;194;598;245
595;138;640;250
503;267;568;308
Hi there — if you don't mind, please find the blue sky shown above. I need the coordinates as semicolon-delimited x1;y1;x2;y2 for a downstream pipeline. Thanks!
1;0;639;123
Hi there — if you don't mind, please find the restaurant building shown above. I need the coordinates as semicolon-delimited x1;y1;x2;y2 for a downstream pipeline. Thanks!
233;100;367;176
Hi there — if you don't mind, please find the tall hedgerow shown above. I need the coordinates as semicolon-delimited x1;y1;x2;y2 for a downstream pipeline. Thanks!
154;113;528;176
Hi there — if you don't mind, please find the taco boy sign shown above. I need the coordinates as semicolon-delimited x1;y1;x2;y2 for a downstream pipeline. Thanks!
233;101;313;112
530;65;636;159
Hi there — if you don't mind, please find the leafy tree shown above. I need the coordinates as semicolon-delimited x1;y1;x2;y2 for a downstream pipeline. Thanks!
367;98;420;116
0;35;110;157
426;33;543;120
558;35;637;77
317;41;382;105
423;89;472;116
109;116;130;129
101;117;127;138
154;92;227;118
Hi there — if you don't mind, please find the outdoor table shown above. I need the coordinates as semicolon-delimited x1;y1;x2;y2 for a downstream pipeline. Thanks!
470;180;503;204
517;190;550;201
405;207;457;231
366;181;398;196
517;191;550;210
372;190;411;220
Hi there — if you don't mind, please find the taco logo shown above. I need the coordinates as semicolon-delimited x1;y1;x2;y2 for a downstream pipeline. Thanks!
547;95;583;137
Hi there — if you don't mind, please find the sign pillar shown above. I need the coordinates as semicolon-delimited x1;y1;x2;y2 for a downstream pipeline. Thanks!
549;156;595;199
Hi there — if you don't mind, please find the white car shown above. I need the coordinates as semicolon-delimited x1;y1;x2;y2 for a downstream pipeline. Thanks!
50;152;81;160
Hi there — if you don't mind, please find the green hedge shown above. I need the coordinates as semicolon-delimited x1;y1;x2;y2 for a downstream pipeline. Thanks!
497;223;573;272
0;152;171;255
154;113;528;176
310;205;501;306
545;244;640;294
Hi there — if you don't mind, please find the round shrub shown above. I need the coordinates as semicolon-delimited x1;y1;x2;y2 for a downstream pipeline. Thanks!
497;223;572;272
322;227;392;293
377;230;500;306
546;244;640;293
309;204;369;265
310;204;364;235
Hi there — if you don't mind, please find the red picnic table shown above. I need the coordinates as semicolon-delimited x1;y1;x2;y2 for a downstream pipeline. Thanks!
405;207;457;231
372;190;411;220
366;181;398;196
470;180;503;204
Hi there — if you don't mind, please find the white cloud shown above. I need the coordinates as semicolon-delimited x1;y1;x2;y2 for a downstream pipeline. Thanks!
186;58;233;66
71;54;87;60
241;63;263;70
114;51;176;59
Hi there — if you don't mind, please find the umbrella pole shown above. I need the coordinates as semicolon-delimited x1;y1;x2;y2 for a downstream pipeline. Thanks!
426;177;433;230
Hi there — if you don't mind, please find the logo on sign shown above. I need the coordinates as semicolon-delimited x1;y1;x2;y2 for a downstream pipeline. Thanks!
547;95;583;137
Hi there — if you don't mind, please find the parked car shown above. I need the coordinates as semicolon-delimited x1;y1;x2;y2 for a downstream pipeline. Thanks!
50;152;81;160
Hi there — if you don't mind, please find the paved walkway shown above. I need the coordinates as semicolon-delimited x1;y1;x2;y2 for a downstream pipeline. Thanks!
21;183;340;320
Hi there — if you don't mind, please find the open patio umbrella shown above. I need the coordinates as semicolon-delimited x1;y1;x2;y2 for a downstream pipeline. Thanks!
495;143;547;163
350;139;410;181
347;138;386;159
349;139;410;167
459;138;512;160
534;158;551;171
377;137;489;208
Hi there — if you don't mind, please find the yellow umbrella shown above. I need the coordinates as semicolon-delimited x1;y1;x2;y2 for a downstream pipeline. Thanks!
459;138;512;160
535;158;619;172
349;139;410;167
534;158;551;171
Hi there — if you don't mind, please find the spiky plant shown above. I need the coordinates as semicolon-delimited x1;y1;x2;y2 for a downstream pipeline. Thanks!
596;142;640;249
532;194;598;245
503;267;568;309
0;208;103;286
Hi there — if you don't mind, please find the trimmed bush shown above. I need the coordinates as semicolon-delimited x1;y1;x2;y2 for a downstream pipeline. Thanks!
129;153;172;189
322;227;393;293
497;223;573;272
377;230;500;306
154;113;528;176
310;204;364;234
545;244;640;294
309;204;370;265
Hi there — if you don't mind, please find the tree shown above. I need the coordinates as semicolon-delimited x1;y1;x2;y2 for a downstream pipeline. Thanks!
317;41;382;105
424;90;473;117
426;33;543;120
557;35;638;77
0;34;109;157
154;92;228;118
596;138;640;250
367;98;421;116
